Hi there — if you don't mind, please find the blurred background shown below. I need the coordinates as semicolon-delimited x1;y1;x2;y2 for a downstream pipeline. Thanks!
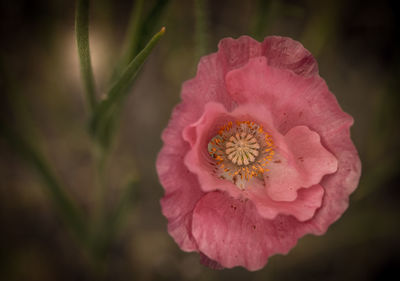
1;0;399;280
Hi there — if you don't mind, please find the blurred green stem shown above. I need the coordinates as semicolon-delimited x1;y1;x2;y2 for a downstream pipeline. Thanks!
301;0;340;57
251;0;281;41
194;0;209;58
93;144;108;227
121;0;145;71
109;0;144;83
100;1;170;149
137;0;170;51
106;26;166;105
90;27;166;148
76;0;97;112
252;0;271;41
102;180;140;249
0;124;88;247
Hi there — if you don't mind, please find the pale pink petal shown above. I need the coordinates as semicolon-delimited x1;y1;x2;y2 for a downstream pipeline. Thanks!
217;36;262;73
262;36;318;77
158;146;204;251
272;133;361;239
157;103;206;251
181;53;235;114
192;192;301;271
217;35;318;77
264;125;337;201
245;180;325;221
225;56;353;137
306;127;362;234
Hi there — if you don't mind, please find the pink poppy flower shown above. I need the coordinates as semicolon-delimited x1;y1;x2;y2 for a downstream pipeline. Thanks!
157;36;361;271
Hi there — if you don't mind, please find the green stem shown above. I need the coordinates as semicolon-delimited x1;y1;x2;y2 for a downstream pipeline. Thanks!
107;27;166;104
76;0;97;112
137;0;170;51
94;144;108;220
122;0;145;69
252;0;276;41
301;0;340;57
108;180;139;233
90;27;166;148
108;0;145;85
96;180;140;256
194;0;209;58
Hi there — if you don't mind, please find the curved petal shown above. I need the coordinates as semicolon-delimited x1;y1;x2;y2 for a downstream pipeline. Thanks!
217;35;318;77
217;36;262;73
264;125;337;201
245;180;325;221
191;192;301;271
275;131;361;238
225;56;353;137
181;53;235;114
157;103;206;251
262;36;318;77
305;127;362;234
157;146;204;251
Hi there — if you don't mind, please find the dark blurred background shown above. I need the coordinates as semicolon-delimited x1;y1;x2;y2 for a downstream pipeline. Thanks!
1;0;400;280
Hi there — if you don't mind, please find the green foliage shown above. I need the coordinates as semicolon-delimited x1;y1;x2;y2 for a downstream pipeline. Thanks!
1;0;167;269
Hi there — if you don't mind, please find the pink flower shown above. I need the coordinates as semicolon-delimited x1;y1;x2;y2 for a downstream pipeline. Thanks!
157;36;361;271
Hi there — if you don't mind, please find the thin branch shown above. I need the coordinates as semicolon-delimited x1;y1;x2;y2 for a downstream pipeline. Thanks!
76;0;97;112
194;0;209;58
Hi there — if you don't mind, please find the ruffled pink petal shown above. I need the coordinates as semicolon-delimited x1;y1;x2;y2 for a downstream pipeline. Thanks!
217;36;262;74
192;191;301;271
262;36;318;77
181;53;235;114
305;128;362;234
217;35;318;78
157;103;206;251
225;56;353;138
158;146;204;251
273;133;361;238
265;125;337;201
245;180;325;221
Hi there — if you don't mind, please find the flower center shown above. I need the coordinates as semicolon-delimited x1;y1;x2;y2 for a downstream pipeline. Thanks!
208;121;274;189
225;132;260;166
